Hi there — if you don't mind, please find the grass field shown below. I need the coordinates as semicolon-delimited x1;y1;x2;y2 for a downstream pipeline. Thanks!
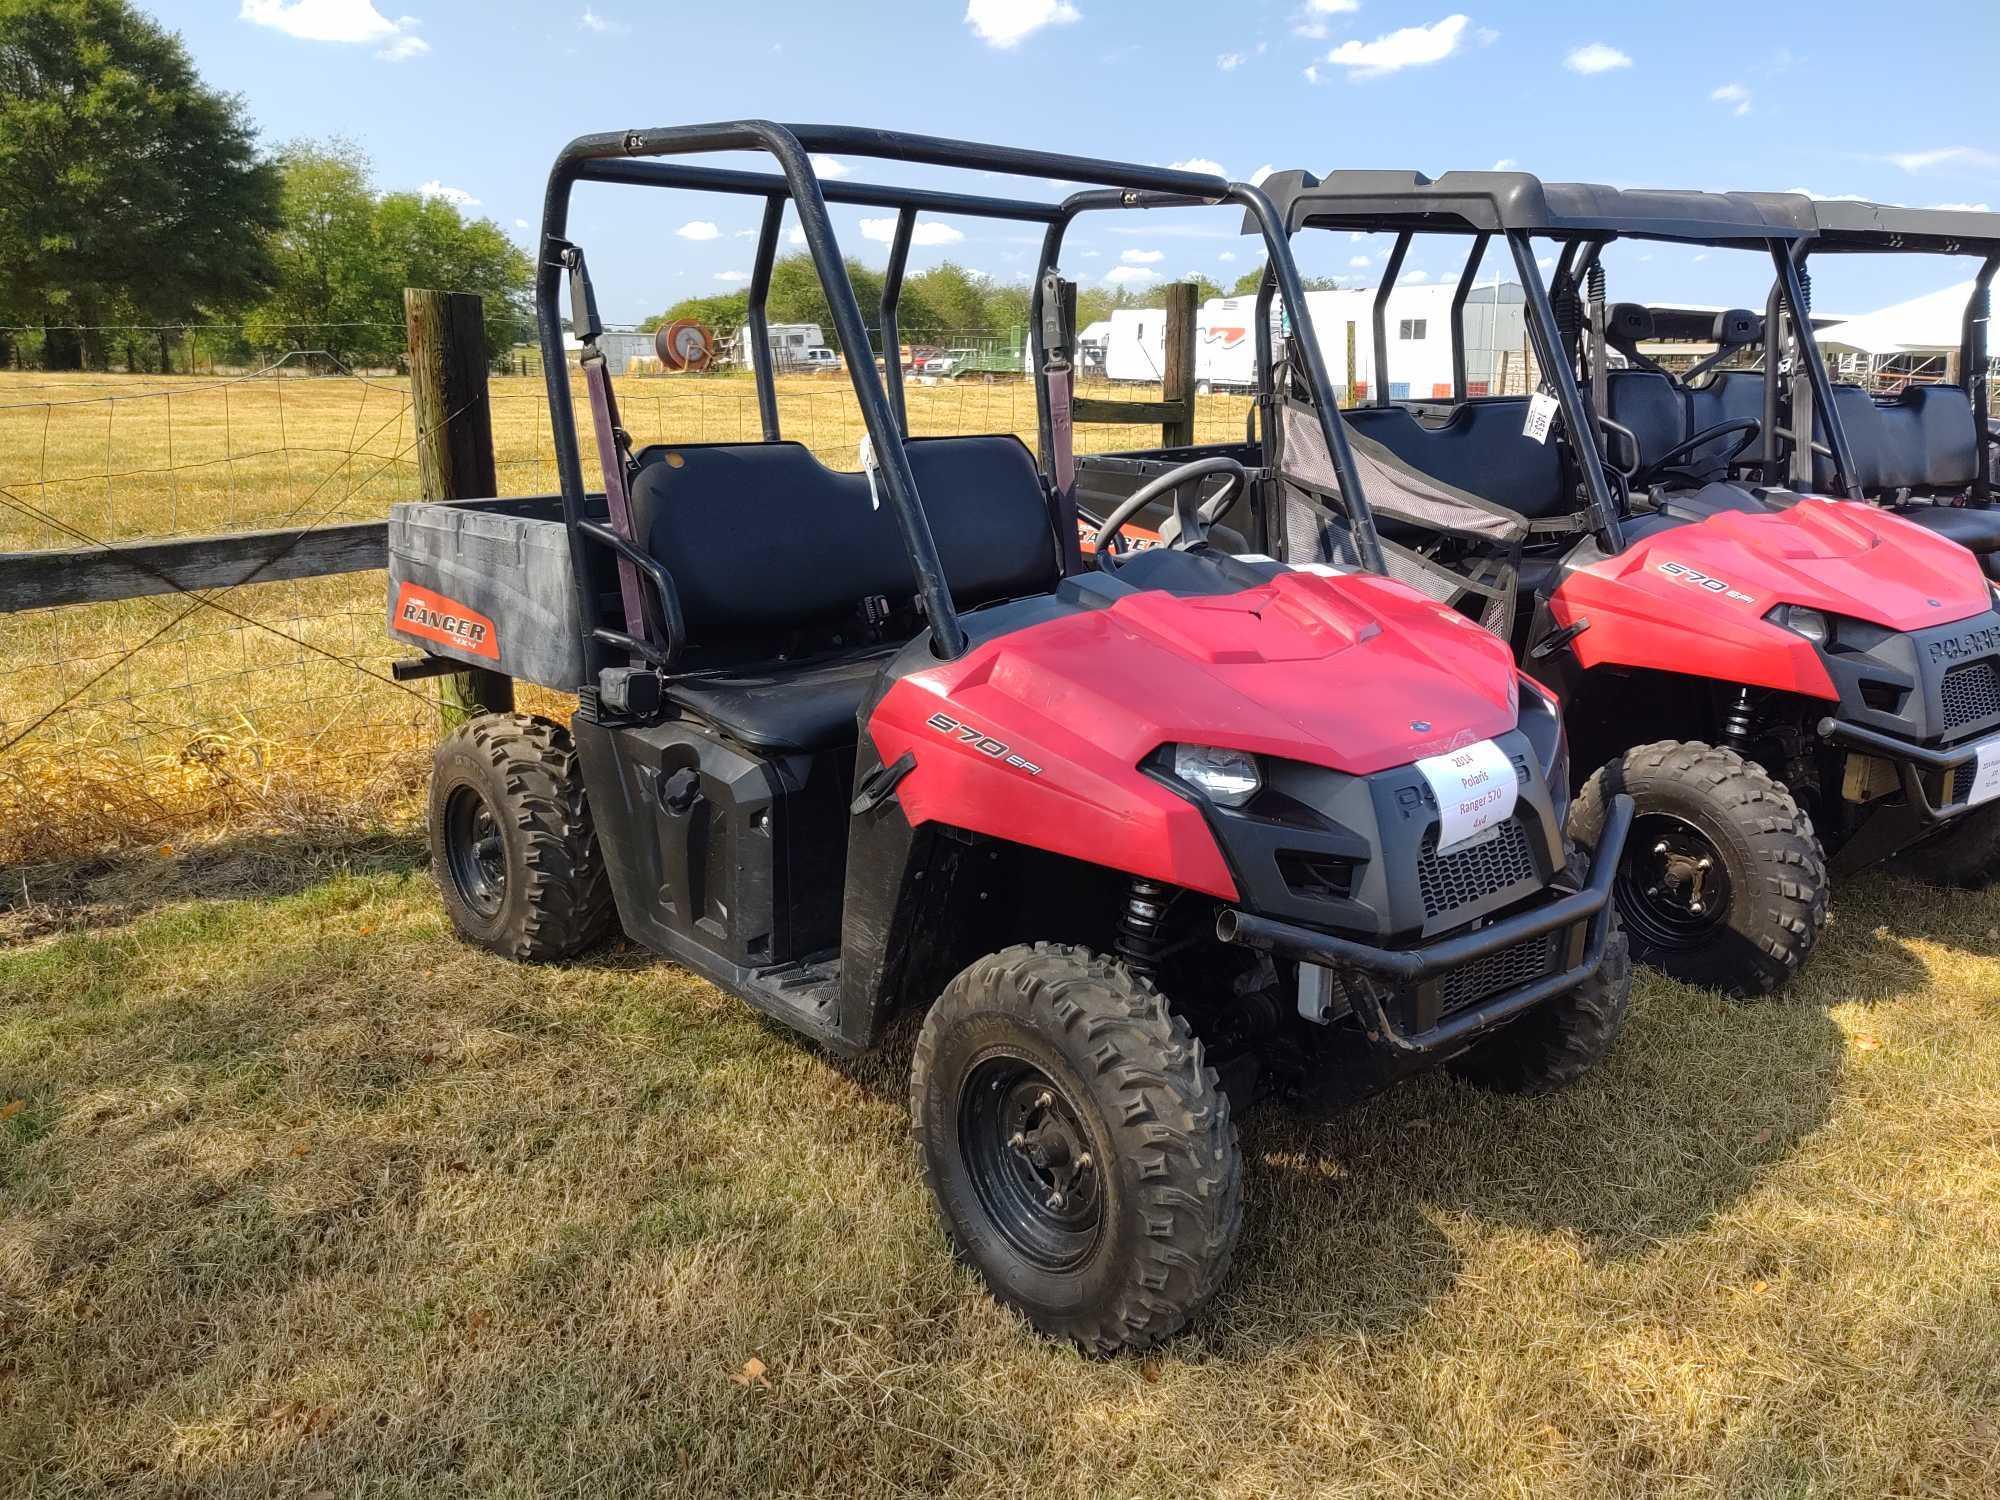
1;838;1995;1496
0;367;1245;865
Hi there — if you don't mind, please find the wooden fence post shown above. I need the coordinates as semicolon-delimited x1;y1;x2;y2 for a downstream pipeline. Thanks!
404;288;513;727
1161;282;1198;449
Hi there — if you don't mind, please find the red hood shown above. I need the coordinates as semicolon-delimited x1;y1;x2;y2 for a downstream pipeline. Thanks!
1585;498;1990;630
946;569;1521;778
869;569;1526;900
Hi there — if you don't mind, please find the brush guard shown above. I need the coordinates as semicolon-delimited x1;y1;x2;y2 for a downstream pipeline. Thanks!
1216;794;1632;1058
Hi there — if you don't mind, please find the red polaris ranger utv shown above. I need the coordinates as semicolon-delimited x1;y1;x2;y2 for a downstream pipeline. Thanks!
1074;171;2000;998
385;127;1633;1352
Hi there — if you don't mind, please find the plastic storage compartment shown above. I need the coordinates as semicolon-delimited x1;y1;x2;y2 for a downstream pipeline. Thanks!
386;496;601;690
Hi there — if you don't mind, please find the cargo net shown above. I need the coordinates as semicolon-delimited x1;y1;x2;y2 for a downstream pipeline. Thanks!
1274;395;1523;641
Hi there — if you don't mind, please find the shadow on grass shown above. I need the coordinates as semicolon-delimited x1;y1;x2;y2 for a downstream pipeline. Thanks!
1;830;424;943
1844;869;2000;963
817;957;1850;1355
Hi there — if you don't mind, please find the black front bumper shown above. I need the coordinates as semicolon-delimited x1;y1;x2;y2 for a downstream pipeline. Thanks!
1216;795;1633;1059
1817;716;1991;826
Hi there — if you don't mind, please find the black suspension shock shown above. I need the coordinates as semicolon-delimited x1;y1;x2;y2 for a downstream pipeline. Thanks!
1797;265;1813;315
1116;877;1173;978
1586;260;1607;308
1720;686;1761;753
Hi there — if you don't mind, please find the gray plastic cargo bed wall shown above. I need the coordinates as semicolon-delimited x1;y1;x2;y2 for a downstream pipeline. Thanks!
386;495;608;691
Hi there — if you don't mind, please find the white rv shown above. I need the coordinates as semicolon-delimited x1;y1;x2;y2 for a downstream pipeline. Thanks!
735;322;830;374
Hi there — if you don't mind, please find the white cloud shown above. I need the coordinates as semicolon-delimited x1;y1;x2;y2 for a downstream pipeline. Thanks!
1537;255;1555;270
1564;42;1632;75
1308;0;1358;11
1107;222;1233;239
858;217;966;246
1328;15;1469;79
733;228;755;237
1303;64;1321;84
1218;251;1237;262
1295;21;1327;40
1781;187;1873;203
675;220;720;241
1878;146;2000;174
1122;248;1165;264
514;218;529;229
578;7;626;33
1475;25;1499;45
1492;157;1517;170
1400;268;1430;284
714;270;751;283
417;179;475;206
1693;253;1710;263
1929;201;1993;212
1218;50;1246;71
810;155;848;179
1249;164;1275;187
1170;157;1228;177
1349;254;1370;267
1104;265;1157;285
964;0;1081;49
1711;82;1751;116
1080;249;1102;258
240;1;427;58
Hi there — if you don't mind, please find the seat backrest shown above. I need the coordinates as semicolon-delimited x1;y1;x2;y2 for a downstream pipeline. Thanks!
1685;370;1767;476
1341;398;1569;520
1813;384;1979;495
1604;369;1687;473
628;435;1059;640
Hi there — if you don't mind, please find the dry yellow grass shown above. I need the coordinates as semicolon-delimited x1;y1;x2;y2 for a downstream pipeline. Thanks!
1;842;1995;1497
0;368;1245;864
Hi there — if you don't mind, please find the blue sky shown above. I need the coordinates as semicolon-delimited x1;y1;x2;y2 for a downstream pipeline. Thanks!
161;1;1999;323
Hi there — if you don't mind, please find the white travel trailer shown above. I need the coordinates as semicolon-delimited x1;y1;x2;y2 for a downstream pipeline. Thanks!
1289;281;1529;402
1100;282;1527;401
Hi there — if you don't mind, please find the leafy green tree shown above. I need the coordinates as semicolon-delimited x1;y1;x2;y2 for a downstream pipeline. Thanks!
245;140;530;366
0;0;280;369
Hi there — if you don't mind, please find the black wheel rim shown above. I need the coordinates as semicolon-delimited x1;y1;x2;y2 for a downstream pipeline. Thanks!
444;784;507;919
1616;811;1734;951
959;1053;1104;1273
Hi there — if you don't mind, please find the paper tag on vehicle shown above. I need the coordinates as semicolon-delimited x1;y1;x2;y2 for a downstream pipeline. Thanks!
1966;735;2000;806
1522;391;1559;445
1416;738;1520;853
857;433;881;510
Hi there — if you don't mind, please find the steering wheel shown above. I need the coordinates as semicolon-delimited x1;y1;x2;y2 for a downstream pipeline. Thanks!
1092;456;1247;572
1632;418;1762;490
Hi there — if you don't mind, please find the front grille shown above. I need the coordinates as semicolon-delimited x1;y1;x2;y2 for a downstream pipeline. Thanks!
1940;659;2000;734
1416;818;1537;920
1439;933;1559;1012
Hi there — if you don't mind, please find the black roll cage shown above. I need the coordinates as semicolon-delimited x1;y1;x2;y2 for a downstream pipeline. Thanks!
1766;200;2000;501
535;121;1387;686
1249;171;1875;545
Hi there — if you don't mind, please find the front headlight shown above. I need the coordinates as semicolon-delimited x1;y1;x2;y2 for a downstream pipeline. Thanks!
1765;603;1830;646
1172;744;1262;808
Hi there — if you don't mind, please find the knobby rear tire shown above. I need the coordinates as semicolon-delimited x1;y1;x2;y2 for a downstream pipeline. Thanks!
427;713;615;961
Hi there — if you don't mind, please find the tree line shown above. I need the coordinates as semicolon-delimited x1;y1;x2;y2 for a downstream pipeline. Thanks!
646;259;1344;353
0;0;528;371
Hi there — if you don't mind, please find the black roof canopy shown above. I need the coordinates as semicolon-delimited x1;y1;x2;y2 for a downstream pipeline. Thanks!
1258;169;1817;243
1771;196;2000;255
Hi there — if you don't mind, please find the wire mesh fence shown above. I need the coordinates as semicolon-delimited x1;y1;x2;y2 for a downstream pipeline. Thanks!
0;356;1250;865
